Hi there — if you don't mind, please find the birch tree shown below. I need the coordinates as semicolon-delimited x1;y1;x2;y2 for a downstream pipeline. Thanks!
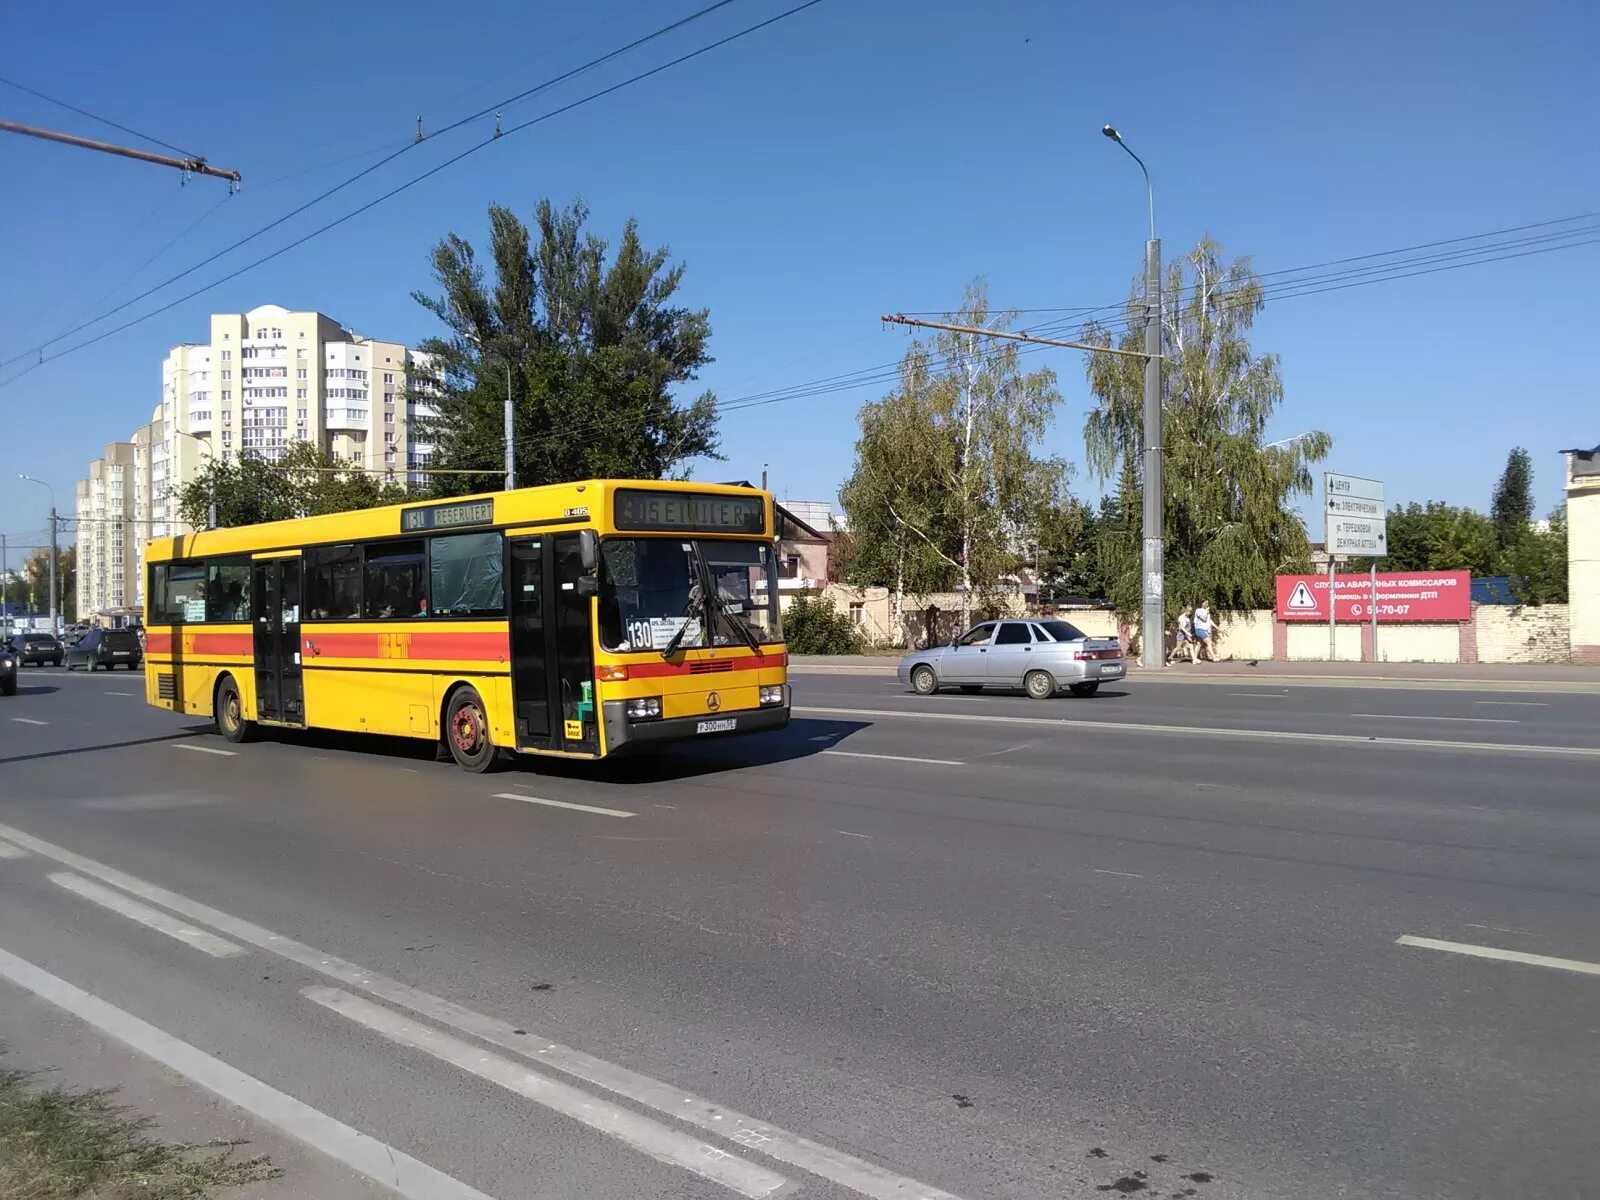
841;282;1064;630
1082;239;1330;617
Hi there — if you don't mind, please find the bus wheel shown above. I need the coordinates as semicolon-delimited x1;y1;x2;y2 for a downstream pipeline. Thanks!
445;687;501;773
216;676;255;743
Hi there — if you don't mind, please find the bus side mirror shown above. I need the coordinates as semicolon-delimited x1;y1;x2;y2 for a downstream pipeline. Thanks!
575;576;599;597
578;529;598;572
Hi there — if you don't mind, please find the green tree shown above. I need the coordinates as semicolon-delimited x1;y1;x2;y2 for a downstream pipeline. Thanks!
412;200;719;495
1490;446;1534;550
23;547;75;620
1082;238;1330;621
839;281;1064;630
781;595;863;655
1500;508;1568;603
175;443;407;530
1379;502;1497;575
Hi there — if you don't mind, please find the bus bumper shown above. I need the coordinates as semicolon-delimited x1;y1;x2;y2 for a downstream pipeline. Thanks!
601;701;790;753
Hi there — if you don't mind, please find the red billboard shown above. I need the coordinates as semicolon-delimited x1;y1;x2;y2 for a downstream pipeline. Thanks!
1275;571;1471;622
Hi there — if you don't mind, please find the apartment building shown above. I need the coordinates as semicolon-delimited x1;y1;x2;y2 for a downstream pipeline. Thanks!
75;304;436;618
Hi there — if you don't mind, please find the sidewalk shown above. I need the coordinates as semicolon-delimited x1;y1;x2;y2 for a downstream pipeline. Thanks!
791;654;1600;690
1;985;382;1200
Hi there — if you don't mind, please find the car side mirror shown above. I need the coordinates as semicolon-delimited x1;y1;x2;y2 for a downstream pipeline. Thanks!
578;529;599;573
575;575;599;598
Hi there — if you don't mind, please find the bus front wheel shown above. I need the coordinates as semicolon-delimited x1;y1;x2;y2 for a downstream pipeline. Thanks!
445;687;501;773
216;676;255;743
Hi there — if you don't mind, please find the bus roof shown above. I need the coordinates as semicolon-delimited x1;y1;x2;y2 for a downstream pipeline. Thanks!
144;478;772;562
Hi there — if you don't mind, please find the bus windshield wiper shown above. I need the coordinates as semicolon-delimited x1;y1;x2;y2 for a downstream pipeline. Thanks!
659;583;703;660
706;589;762;654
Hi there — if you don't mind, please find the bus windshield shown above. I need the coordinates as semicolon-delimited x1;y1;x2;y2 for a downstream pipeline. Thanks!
598;538;782;652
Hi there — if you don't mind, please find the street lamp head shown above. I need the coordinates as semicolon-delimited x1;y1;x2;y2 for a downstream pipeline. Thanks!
1102;124;1122;142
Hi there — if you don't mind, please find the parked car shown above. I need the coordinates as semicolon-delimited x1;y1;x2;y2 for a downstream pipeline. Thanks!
0;641;15;695
896;618;1125;699
65;628;143;671
8;632;64;668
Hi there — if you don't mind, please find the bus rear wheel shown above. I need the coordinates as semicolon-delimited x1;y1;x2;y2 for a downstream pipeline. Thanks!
216;676;255;743
445;687;501;773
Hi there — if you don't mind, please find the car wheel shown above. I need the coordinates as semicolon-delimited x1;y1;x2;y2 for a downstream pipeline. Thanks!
1;677;14;697
216;676;255;743
1069;682;1100;698
959;685;983;694
910;664;939;696
445;686;502;773
1024;670;1056;700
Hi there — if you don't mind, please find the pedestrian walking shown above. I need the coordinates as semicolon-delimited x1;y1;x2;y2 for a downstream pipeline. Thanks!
1168;608;1194;663
1192;601;1214;662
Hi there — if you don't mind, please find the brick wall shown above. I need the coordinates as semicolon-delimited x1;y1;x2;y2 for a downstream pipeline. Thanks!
1473;604;1570;663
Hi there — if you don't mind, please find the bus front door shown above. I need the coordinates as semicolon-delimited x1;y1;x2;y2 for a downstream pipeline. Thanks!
508;535;597;755
251;558;305;726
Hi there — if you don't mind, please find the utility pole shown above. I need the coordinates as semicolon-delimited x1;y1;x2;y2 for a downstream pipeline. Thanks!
0;120;241;186
504;358;515;492
18;476;57;633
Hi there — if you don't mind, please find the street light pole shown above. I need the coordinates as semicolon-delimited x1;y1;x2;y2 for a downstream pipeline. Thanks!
1103;124;1163;668
19;475;58;634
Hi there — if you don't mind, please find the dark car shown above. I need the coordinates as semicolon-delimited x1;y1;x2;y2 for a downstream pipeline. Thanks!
0;641;15;695
65;628;143;671
8;632;63;667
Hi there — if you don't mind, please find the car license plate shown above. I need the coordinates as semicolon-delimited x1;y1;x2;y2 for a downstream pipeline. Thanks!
1099;664;1123;675
696;718;737;734
114;651;129;657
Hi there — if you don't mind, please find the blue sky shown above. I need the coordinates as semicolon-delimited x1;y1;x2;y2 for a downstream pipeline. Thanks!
2;0;1595;559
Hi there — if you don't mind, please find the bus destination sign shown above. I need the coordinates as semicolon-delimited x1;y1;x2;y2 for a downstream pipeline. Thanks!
614;489;764;534
400;499;495;533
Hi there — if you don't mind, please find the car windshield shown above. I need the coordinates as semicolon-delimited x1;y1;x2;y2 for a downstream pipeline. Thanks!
1034;620;1088;642
598;538;781;652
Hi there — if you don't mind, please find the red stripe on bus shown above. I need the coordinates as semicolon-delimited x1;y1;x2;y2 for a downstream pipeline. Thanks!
303;633;384;659
409;632;509;662
189;633;253;656
145;633;173;654
622;652;787;679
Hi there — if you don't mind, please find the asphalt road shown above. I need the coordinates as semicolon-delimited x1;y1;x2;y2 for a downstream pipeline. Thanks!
2;666;1597;1199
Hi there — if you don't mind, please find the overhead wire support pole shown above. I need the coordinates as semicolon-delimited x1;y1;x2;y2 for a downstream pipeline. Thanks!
879;314;1156;361
0;120;241;186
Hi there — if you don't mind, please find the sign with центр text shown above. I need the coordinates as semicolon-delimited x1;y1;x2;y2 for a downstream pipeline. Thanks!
1275;571;1471;622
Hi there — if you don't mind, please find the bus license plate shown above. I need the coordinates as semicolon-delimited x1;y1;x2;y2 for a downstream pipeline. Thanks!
696;718;737;734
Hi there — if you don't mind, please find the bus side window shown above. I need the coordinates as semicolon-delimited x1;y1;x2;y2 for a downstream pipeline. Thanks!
306;545;361;620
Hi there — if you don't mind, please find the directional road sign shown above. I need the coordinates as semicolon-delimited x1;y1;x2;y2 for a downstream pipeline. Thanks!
1325;473;1386;557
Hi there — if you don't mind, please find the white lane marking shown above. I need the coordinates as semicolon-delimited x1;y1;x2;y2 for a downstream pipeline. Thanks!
48;873;244;958
175;743;237;756
306;988;788;1199
1350;712;1517;724
106;690;135;696
1091;868;1143;878
1465;922;1536;936
0;948;497;1200
1474;700;1549;707
1228;692;1289;698
491;793;634;818
11;717;48;726
1397;935;1600;977
0;840;27;859
836;831;872;839
819;749;963;766
651;804;677;810
794;705;1600;759
0;819;966;1200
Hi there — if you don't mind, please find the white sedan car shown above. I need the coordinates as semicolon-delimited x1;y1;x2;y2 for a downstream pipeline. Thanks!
897;618;1126;699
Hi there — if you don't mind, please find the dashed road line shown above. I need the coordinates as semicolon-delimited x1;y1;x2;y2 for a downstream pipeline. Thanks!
820;749;964;766
491;793;635;818
1228;692;1288;698
0;840;27;860
1397;935;1600;977
174;743;237;756
1474;700;1549;707
1091;868;1143;878
1350;712;1517;724
0;947;496;1200
306;988;788;1198
105;690;136;696
0;818;967;1200
11;717;48;726
49;872;244;957
836;831;872;839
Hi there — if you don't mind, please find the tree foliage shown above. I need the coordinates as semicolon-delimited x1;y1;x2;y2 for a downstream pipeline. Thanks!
21;547;74;620
1082;238;1330;619
839;281;1065;630
411;200;719;496
175;443;407;529
781;595;863;655
1380;502;1498;575
1490;446;1534;549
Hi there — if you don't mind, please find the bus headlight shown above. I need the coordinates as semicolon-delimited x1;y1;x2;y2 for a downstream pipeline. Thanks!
625;696;662;720
759;685;787;707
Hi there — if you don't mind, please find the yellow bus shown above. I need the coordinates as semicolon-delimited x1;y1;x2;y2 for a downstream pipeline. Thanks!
143;479;789;770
